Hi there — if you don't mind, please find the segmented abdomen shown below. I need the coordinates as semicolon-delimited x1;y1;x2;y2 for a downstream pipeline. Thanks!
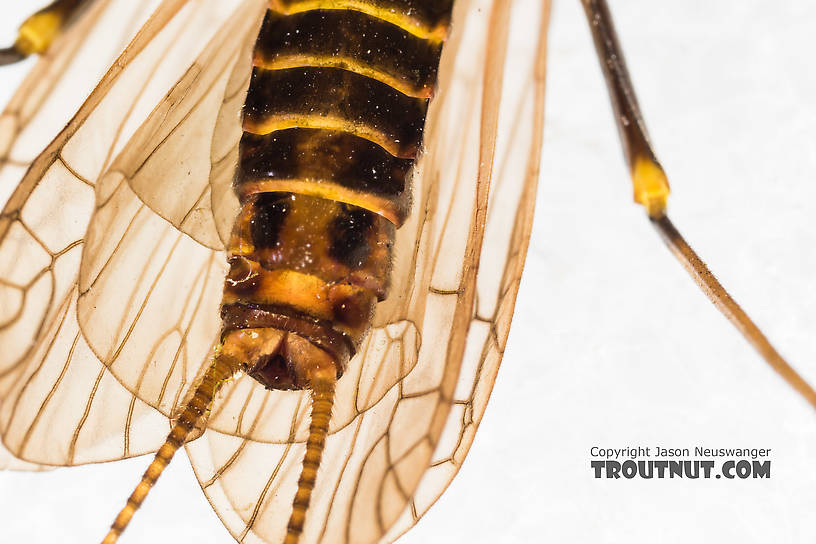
221;1;453;389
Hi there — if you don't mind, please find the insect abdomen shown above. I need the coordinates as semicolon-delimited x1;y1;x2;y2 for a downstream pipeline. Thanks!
221;1;452;389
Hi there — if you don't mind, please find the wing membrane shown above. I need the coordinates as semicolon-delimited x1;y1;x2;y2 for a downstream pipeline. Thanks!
0;0;264;465
0;0;162;206
397;2;549;527
102;0;263;249
0;439;49;471
77;176;225;417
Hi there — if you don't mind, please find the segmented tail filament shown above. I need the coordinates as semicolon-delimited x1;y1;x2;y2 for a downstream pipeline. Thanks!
285;370;337;544
101;358;236;544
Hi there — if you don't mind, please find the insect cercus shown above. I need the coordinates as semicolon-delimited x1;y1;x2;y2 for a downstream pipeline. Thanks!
0;0;814;543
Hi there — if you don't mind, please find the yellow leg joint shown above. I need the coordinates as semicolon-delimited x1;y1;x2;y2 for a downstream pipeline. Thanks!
15;11;64;56
632;156;670;218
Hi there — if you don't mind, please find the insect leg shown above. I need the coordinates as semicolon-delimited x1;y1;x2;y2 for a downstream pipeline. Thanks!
0;0;88;65
580;0;816;409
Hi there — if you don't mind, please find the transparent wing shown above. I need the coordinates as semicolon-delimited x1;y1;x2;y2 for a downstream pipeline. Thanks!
0;0;166;469
0;0;266;466
385;2;550;537
0;0;161;208
185;1;550;542
0;439;48;471
0;0;158;471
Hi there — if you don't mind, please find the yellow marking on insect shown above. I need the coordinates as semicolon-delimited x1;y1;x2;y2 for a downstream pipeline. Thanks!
631;155;670;218
223;268;342;320
244;114;414;158
254;54;432;98
238;179;404;225
268;0;448;44
15;11;64;55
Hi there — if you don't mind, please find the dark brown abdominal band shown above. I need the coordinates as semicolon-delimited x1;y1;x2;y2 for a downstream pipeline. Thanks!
221;303;352;389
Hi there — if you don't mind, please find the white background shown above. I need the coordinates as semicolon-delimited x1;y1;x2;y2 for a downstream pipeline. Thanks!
1;1;815;543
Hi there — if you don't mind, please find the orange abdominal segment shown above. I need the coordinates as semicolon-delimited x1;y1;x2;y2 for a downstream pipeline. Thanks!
226;192;393;302
221;192;394;385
